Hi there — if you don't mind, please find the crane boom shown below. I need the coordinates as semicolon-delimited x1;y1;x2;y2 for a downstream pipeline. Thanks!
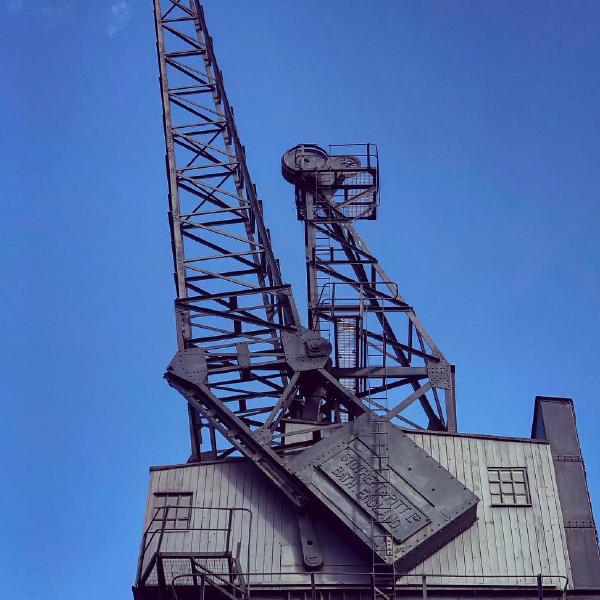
154;0;301;461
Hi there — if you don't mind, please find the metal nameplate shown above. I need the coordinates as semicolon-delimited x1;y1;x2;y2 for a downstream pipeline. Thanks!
319;447;429;542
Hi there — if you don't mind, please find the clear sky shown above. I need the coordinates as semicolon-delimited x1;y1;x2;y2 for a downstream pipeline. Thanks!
2;0;600;598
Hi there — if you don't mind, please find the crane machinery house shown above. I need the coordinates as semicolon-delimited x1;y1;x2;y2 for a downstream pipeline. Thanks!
133;1;600;599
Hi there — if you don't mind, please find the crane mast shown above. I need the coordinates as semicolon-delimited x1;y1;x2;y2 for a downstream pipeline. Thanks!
282;144;456;431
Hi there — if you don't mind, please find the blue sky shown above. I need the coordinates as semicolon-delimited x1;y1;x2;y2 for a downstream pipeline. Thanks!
2;0;599;597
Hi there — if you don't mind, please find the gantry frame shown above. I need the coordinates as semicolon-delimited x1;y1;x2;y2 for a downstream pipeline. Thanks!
282;144;456;432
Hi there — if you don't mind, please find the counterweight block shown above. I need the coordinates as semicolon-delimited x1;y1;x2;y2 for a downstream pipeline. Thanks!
288;415;479;569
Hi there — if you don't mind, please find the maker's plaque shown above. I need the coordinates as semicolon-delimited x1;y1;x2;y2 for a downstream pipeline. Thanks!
319;447;429;542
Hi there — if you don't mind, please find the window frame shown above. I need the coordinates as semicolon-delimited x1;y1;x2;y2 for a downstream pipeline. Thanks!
487;466;532;507
151;492;193;530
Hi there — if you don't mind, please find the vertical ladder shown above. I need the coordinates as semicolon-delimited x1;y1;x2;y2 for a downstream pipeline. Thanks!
365;326;388;414
369;416;396;599
314;230;333;341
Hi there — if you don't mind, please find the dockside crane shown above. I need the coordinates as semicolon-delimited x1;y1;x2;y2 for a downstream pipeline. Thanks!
153;0;477;577
133;3;600;597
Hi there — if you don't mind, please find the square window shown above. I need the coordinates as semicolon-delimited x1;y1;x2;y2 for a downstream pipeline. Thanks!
151;492;193;530
487;468;530;506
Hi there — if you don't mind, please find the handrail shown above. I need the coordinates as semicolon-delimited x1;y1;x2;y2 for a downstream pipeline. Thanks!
136;505;252;587
171;563;247;598
156;568;570;599
316;281;404;316
163;569;568;584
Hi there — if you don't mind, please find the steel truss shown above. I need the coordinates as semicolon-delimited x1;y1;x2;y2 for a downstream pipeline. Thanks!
154;0;303;463
282;144;456;432
154;0;456;486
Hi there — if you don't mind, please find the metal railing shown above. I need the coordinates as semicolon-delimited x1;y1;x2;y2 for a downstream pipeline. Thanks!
136;506;252;588
171;561;248;600
140;567;570;600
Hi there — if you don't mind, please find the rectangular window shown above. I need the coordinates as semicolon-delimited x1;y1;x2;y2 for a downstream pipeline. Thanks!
488;467;531;506
151;492;192;529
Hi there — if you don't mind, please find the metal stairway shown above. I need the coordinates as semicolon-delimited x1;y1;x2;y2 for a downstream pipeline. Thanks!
169;551;248;600
335;316;360;396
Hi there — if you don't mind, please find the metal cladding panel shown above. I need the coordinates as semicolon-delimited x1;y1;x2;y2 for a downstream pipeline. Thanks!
402;432;572;589
139;431;574;590
287;416;478;569
141;460;371;587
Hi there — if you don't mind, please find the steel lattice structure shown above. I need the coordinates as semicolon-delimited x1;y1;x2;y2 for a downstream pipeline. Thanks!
154;0;300;465
155;0;456;474
282;144;456;431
